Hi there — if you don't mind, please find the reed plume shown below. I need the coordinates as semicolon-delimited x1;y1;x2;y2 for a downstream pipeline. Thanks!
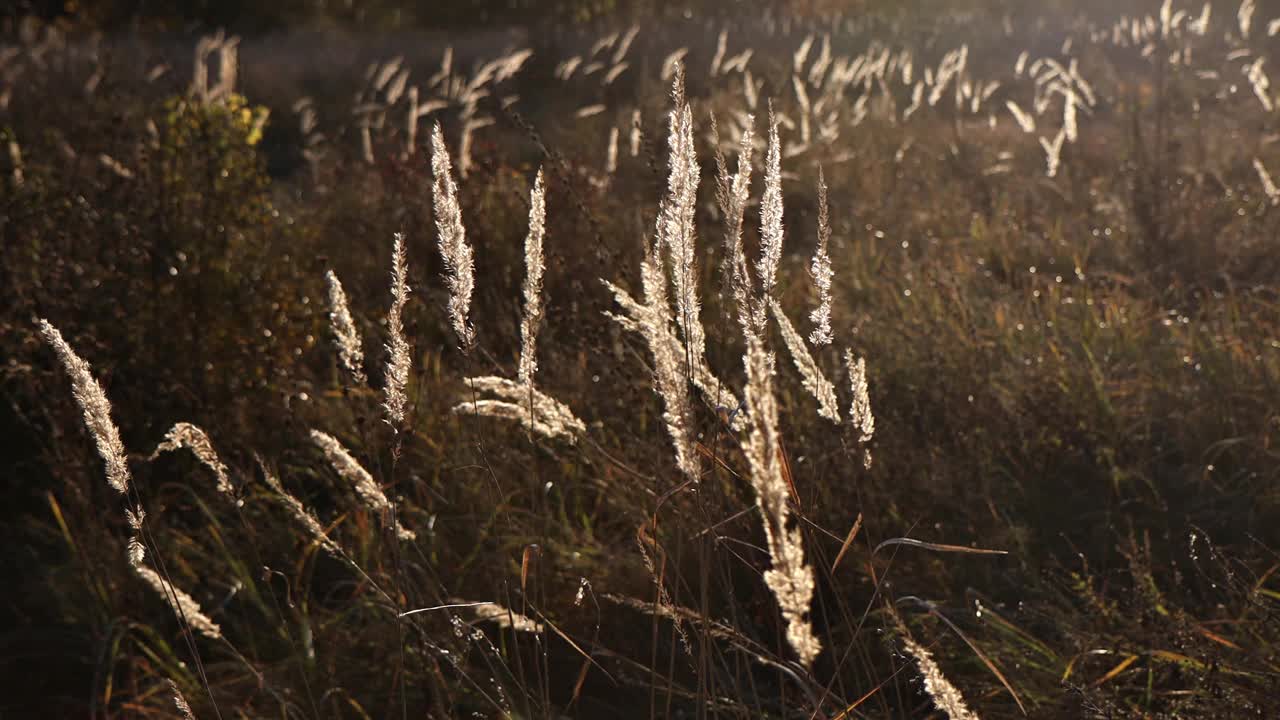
430;124;476;350
740;317;821;667
7;140;23;186
167;679;197;720
452;399;577;442
603;280;741;423
901;635;980;720
383;233;412;429
126;508;146;567
609;62;705;479
639;232;698;479
134;565;224;641
261;463;341;556
660;48;688;81
757;108;784;310
455;169;587;443
1006;100;1035;133
770;299;840;423
1190;3;1211;35
733;162;820;667
1039;128;1065;178
845;352;874;441
1255;158;1280;205
659;65;708;375
471;602;543;633
1063;91;1079;143
310;429;415;541
1246;59;1274;112
38;319;130;494
451;377;586;442
1240;0;1256;38
808;168;833;347
517;169;546;386
151;423;235;500
710;109;755;337
606;126;619;174
324;270;367;386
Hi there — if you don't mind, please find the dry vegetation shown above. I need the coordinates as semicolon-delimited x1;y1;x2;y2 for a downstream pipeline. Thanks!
5;1;1280;717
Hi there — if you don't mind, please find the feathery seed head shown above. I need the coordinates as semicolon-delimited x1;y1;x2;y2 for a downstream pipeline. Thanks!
712;111;756;336
454;376;586;442
757;107;784;313
603;280;742;427
845;350;875;468
311;429;415;541
606;126;619;175
134;565;223;640
38;319;131;494
741;322;822;667
639;235;698;479
151;423;235;499
808;167;834;347
472;602;543;633
518;169;547;385
1063;90;1079;143
383;233;412;429
771;299;840;422
901;635;980;720
261;464;341;556
846;351;874;439
1039;128;1065;178
659;63;706;372
325;270;367;386
430;124;476;350
1255;158;1280;204
127;536;147;567
168;680;197;720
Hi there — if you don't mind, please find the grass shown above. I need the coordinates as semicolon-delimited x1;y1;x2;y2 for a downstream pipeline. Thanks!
4;1;1280;717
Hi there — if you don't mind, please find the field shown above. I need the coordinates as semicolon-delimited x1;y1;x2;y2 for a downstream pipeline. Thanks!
4;1;1280;717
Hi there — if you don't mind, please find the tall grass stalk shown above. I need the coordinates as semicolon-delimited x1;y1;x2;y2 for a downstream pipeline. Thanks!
325;269;367;387
383;233;412;429
808;167;834;347
430;124;476;351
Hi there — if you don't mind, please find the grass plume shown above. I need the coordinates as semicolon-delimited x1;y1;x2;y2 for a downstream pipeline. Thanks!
325;269;367;387
383;232;412;429
151;423;235;500
430;124;476;351
310;429;415;541
37;319;131;494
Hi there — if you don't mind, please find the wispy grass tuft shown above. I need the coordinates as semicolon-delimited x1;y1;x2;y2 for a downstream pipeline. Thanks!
310;429;415;541
430;124;476;351
900;635;980;720
324;269;367;387
151;423;235;500
808;167;834;347
517;168;547;386
383;233;412;429
37;319;131;494
134;565;224;641
770;298;840;423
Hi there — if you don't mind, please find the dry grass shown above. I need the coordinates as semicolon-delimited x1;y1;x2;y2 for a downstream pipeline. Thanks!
6;2;1280;718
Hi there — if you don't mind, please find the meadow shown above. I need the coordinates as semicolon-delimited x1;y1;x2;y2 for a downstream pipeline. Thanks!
4;1;1280;717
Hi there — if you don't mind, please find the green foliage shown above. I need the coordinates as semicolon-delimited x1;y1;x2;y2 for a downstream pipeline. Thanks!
155;94;270;243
